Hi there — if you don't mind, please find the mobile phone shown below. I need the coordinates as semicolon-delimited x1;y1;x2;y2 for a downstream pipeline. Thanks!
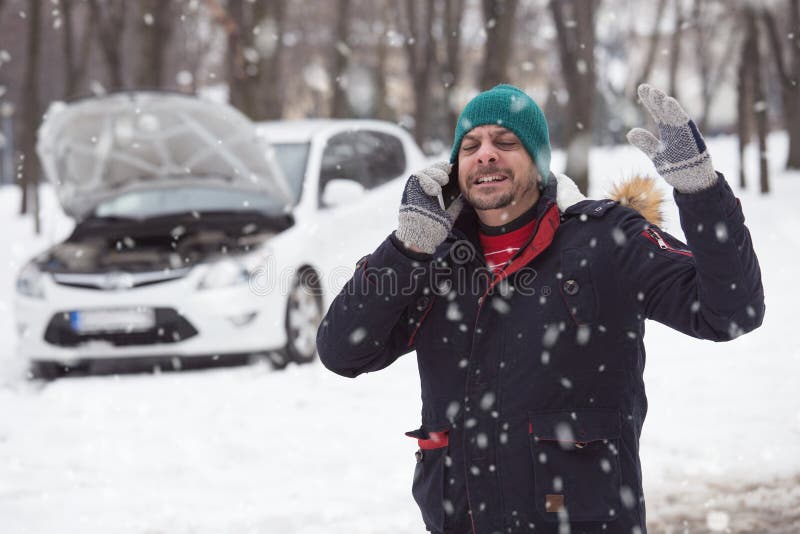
438;166;461;210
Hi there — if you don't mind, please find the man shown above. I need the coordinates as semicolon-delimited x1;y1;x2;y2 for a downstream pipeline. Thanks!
316;84;764;533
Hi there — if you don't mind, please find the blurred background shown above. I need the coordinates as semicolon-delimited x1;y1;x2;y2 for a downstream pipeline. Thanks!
0;0;798;226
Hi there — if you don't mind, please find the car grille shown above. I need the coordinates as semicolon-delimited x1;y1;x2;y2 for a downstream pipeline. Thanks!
51;268;192;290
44;308;198;347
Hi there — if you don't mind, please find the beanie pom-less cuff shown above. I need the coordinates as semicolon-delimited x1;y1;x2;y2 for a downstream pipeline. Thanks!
450;84;552;185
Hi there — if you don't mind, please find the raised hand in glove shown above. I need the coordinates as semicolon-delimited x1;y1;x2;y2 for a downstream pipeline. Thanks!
395;161;464;255
627;84;718;194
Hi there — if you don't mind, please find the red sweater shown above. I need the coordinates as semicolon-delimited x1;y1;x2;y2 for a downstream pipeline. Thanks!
478;206;538;276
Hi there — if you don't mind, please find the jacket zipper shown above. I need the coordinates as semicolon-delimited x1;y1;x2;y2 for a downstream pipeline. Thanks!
643;227;693;257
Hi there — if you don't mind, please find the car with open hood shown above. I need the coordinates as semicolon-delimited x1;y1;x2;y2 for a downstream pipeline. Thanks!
15;92;426;377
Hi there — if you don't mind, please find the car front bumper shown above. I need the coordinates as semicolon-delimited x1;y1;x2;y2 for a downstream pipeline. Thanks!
15;272;288;364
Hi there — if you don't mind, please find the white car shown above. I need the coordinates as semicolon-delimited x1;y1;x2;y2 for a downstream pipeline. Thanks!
15;92;426;378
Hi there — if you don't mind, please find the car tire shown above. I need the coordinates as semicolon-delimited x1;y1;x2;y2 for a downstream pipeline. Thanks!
283;268;323;366
28;361;63;380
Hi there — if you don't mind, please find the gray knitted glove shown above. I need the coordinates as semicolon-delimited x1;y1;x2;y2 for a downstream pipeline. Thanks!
396;161;464;254
627;84;718;193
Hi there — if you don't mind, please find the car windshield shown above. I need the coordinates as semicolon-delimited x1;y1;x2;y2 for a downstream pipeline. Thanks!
270;142;310;205
94;186;283;219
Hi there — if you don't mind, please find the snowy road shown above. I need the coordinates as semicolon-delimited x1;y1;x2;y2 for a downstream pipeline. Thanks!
647;475;800;533
1;353;798;534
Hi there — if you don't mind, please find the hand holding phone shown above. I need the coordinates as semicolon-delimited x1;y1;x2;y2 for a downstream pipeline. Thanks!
438;165;461;210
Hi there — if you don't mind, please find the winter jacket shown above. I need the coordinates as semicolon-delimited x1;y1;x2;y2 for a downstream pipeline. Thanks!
316;173;765;534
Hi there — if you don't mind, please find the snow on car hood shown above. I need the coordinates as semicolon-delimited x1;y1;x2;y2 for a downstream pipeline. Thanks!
37;92;294;219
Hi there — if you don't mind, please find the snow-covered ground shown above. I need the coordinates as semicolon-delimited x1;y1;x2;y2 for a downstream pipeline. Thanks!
0;134;798;533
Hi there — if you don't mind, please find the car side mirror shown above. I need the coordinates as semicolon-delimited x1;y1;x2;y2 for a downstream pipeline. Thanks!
321;179;366;207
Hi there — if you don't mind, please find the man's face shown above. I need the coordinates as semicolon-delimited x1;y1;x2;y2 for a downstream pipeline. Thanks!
457;125;540;217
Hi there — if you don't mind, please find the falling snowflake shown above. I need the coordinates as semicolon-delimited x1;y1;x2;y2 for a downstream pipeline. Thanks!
714;222;729;243
706;511;729;532
348;327;367;345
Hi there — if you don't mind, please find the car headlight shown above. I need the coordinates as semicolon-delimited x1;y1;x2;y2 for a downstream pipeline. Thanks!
198;258;250;290
17;262;46;299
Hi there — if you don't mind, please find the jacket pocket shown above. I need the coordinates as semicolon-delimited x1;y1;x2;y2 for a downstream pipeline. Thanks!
406;426;450;532
528;410;621;522
558;249;597;326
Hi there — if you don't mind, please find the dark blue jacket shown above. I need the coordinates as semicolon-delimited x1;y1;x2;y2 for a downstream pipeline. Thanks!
317;175;764;534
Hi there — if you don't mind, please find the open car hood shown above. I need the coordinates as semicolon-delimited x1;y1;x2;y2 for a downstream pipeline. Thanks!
37;92;294;219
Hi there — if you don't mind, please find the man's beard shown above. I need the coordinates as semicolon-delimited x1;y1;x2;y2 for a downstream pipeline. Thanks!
464;165;537;210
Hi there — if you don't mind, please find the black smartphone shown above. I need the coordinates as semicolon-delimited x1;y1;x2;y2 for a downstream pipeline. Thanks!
439;166;461;210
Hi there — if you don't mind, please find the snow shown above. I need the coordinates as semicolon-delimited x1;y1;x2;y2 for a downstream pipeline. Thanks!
1;133;799;532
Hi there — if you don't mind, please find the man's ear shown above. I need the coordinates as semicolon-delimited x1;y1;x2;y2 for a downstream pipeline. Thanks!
536;170;545;191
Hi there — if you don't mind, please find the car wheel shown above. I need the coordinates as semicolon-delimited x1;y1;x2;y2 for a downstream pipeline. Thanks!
284;268;323;365
29;361;63;380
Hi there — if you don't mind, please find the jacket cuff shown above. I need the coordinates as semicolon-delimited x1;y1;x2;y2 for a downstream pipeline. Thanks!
390;231;434;261
673;172;739;218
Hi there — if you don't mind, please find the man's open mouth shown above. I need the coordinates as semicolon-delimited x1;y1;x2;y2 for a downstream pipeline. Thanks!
474;175;508;185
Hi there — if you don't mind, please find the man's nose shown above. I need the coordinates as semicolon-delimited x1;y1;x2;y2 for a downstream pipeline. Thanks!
477;146;498;164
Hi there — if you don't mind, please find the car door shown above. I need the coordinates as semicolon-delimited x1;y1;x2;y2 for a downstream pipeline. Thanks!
313;128;411;299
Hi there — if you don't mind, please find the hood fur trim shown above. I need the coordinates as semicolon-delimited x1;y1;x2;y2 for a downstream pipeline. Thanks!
555;173;587;212
607;176;665;227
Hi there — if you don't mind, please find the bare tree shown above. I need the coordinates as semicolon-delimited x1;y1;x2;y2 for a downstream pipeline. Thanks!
738;6;770;193
693;0;739;132
136;0;174;89
550;0;599;194
668;0;684;99
480;0;518;90
374;1;392;121
87;0;128;91
441;0;466;129
762;0;800;170
222;0;287;120
633;0;668;93
20;0;42;232
736;26;752;190
330;0;352;118
61;0;95;99
402;0;436;146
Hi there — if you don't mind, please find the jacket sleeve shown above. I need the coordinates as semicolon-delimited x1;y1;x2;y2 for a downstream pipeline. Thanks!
616;174;765;341
316;233;432;378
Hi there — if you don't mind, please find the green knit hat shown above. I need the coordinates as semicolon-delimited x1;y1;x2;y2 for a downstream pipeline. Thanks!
449;84;551;184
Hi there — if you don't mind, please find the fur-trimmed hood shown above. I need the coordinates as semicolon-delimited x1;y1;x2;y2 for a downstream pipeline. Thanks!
555;173;665;227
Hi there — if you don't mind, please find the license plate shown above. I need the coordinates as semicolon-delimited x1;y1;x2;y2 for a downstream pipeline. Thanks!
69;308;156;334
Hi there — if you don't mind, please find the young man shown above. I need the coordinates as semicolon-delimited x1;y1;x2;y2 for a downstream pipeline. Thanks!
316;84;764;533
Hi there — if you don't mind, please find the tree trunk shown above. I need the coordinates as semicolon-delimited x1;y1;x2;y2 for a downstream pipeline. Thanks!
694;0;711;131
330;0;352;118
88;0;128;91
137;0;173;89
742;8;769;193
550;0;598;194
789;0;800;169
403;0;436;147
225;0;246;111
374;1;392;121
442;0;465;130
261;0;286;120
20;0;42;233
480;0;518;90
668;0;684;100
62;0;77;97
634;0;667;92
762;0;800;170
222;0;286;120
749;18;769;194
736;32;751;190
61;0;95;99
